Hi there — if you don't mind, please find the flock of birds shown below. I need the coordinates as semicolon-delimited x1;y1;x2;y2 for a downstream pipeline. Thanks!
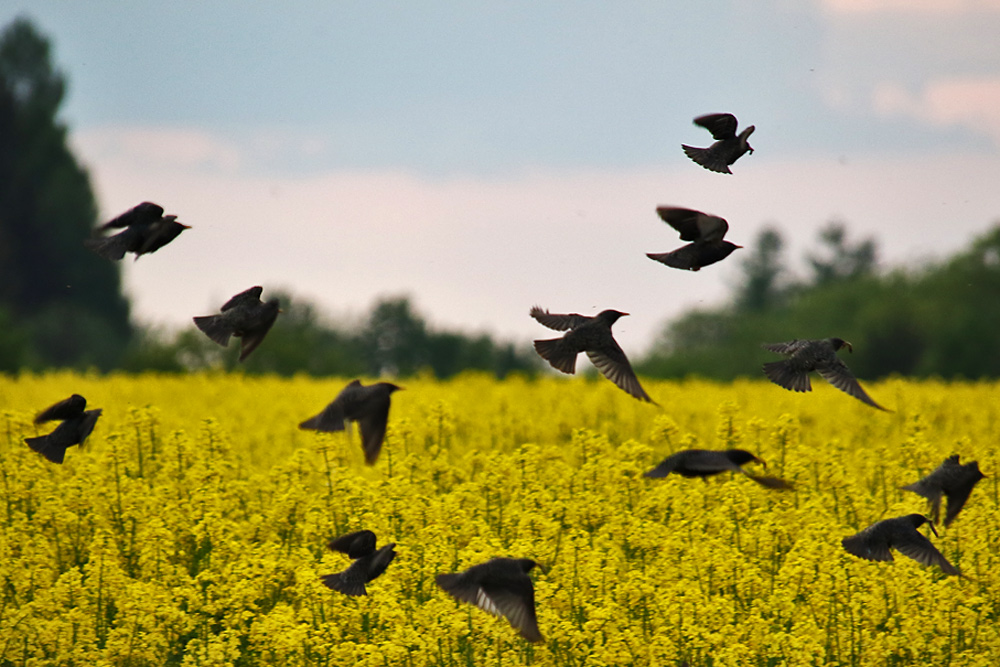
21;114;987;643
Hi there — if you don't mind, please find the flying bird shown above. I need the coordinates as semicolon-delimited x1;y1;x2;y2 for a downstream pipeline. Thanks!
530;306;655;404
320;529;396;596
841;514;961;576
299;380;403;465
644;448;793;490
902;455;986;527
84;201;190;260
193;286;280;362
681;113;755;174
646;206;742;271
436;557;544;643
25;394;102;464
762;338;889;411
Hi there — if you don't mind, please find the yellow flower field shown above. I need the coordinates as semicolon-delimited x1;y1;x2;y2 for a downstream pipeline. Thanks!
1;372;998;666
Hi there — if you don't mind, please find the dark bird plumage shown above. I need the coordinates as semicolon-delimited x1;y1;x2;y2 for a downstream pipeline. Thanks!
762;337;889;411
299;380;402;464
646;206;742;271
841;514;960;576
193;286;281;362
902;455;986;527
25;394;102;464
320;529;396;596
530;306;655;404
644;448;794;490
436;557;543;643
681;113;755;174
84;202;190;260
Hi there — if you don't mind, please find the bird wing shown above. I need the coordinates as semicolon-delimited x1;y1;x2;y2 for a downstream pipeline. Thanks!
320;559;370;596
942;466;983;526
529;307;591;331
221;286;264;311
358;399;392;465
327;529;377;558
815;359;889;411
100;201;164;230
901;477;943;523
586;345;655;403
655;207;705;241
841;527;894;562
693;113;739;140
681;144;733;174
646;244;701;271
34;394;87;423
237;306;280;362
762;360;812;393
479;579;543;643
299;388;354;432
893;530;960;575
744;473;796;490
762;340;808;356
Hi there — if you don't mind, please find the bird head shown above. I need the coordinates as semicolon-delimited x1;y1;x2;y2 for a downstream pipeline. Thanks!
382;383;404;394
740;125;755;153
909;514;938;537
597;309;628;325
830;338;853;353
726;449;765;468
517;558;544;574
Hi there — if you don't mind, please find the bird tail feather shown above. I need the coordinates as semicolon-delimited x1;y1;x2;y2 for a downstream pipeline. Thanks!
83;236;128;261
193;315;233;347
320;574;366;596
25;435;66;464
533;339;577;374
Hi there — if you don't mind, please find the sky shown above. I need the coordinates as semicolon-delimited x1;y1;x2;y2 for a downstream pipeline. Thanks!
6;1;1000;355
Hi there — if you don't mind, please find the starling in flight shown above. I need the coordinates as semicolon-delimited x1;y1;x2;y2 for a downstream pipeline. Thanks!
530;306;655;403
681;113;755;174
436;557;544;643
646;206;742;271
84;201;190;260
644;448;794;490
841;514;960;576
25;394;102;464
320;529;396;596
299;380;403;465
762;338;888;411
902;455;985;527
193;286;281;362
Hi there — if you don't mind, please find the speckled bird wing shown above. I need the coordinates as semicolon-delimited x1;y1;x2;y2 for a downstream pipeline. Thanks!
762;340;810;356
893;529;960;575
693;113;739;140
34;394;87;423
221;286;264;311
328;529;377;558
815;359;888;411
586;344;655;403
529;307;592;332
655;207;705;241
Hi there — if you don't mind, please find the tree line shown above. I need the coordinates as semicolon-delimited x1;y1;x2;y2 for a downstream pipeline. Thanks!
3;17;998;380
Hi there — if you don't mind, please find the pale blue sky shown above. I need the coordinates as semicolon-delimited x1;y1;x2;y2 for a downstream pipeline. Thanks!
6;1;1000;352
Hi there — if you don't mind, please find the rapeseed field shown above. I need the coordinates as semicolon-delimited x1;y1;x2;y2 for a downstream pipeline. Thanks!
1;372;998;666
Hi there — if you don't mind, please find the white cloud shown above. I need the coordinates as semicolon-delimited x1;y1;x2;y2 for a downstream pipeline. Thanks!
871;77;1000;145
823;0;1000;14
72;126;244;173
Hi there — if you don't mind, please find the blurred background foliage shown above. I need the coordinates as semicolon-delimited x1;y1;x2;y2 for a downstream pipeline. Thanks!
2;17;999;380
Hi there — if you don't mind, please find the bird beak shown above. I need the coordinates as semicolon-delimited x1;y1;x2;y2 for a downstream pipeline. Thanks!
927;521;939;538
845;341;853;353
535;562;549;575
757;457;767;468
180;223;192;229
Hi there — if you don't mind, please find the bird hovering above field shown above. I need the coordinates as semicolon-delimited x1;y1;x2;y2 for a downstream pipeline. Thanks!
25;394;102;464
762;338;889;411
530;306;656;404
299;380;402;465
193;286;280;362
681;113;755;174
902;455;985;527
320;530;396;596
84;201;190;260
643;448;793;490
841;514;961;576
436;557;544;643
646;206;742;271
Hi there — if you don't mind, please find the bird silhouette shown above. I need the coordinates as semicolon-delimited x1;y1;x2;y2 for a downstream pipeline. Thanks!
84;201;190;260
681;113;755;174
842;514;960;576
299;380;403;465
531;306;655;404
436;557;544;642
193;286;280;362
320;530;396;596
646;206;742;271
644;448;793;490
25;394;102;464
762;338;888;411
902;455;986;527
